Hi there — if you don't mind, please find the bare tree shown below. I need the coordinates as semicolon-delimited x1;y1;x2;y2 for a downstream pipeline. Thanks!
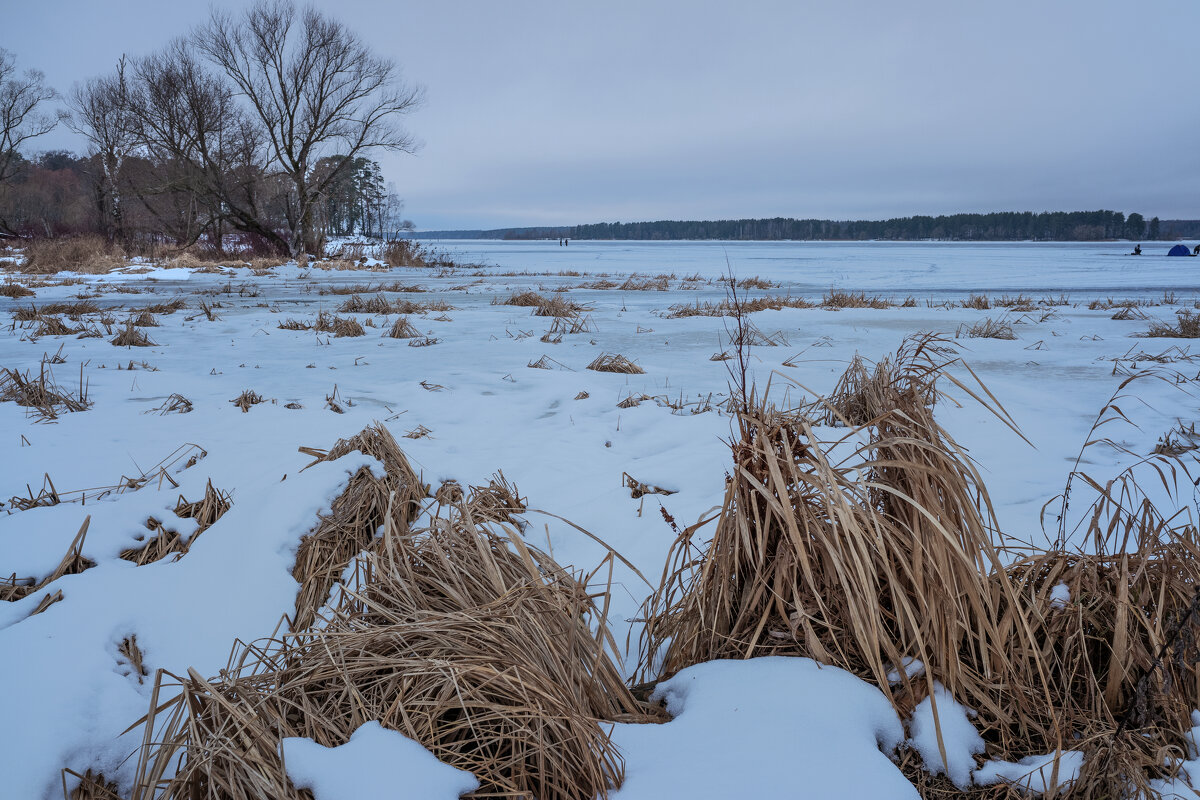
0;48;61;188
127;42;284;252
68;58;138;242
194;0;422;255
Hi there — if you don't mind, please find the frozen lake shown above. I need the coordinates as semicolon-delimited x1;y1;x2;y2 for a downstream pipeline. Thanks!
424;239;1200;298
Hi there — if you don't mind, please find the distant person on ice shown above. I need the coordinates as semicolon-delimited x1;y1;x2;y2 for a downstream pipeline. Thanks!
1132;244;1142;255
1194;244;1200;256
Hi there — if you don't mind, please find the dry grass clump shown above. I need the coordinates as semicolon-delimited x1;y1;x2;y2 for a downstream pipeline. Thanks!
1;518;93;602
119;481;232;567
276;317;310;331
313;311;365;337
320;281;425;295
466;471;527;524
229;389;264;412
385;316;420;338
498;290;547;307
382;238;428;267
336;293;392;314
408;336;439;347
641;333;1200;795
961;293;991;310
131;311;159;327
587;352;645;374
956;317;1016;340
393;298;455;314
1143;310;1200;338
126;488;648;800
120;518;186;566
14;300;102;325
619;275;670;291
729;321;788;347
547;314;597;334
111;321;156;347
533;295;585;317
19;235;127;274
1112;305;1150;321
175;479;234;530
822;290;891;309
0;281;34;298
1154;421;1199;456
291;423;427;630
736;275;778;290
0;363;90;421
664;296;815;318
32;316;80;337
141;299;187;314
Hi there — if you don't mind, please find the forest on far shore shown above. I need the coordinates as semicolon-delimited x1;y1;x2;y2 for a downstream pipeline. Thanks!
422;212;1200;242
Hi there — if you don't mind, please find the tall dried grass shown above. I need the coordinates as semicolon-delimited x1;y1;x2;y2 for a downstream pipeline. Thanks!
20;236;127;274
956;317;1016;340
385;316;420;338
0;280;34;298
336;293;392;314
313;311;365;337
642;333;1200;795
290;423;427;630
0;363;90;421
822;290;892;309
1143;310;1200;338
1;518;93;602
124;477;649;800
110;321;156;347
664;296;814;318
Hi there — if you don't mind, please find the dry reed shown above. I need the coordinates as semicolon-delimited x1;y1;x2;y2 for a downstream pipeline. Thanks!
313;311;365;338
0;363;90;421
290;423;427;630
229;390;264;412
1143;310;1200;338
587;353;645;374
385;316;420;338
0;281;34;298
822;290;892;309
124;490;650;800
956;317;1017;340
110;321;156;347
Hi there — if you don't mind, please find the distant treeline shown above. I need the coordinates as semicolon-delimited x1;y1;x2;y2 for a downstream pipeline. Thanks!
421;212;1200;242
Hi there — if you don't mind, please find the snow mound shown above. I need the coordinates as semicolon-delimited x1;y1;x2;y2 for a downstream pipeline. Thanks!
610;657;917;800
283;721;479;800
974;750;1083;793
907;681;984;789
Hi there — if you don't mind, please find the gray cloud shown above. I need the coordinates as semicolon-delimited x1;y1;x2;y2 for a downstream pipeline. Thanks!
5;0;1197;229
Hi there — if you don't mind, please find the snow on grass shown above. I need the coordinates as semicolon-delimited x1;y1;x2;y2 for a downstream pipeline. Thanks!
906;682;985;789
610;657;917;800
283;721;480;800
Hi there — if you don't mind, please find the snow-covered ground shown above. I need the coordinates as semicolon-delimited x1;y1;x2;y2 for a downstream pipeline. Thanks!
2;240;1199;798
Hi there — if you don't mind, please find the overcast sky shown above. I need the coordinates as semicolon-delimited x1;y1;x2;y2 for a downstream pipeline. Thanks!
5;0;1198;230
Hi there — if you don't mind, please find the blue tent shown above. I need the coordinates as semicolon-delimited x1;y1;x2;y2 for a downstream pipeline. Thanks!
1168;244;1192;256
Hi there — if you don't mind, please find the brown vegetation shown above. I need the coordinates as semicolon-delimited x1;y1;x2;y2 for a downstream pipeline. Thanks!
587;353;645;374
